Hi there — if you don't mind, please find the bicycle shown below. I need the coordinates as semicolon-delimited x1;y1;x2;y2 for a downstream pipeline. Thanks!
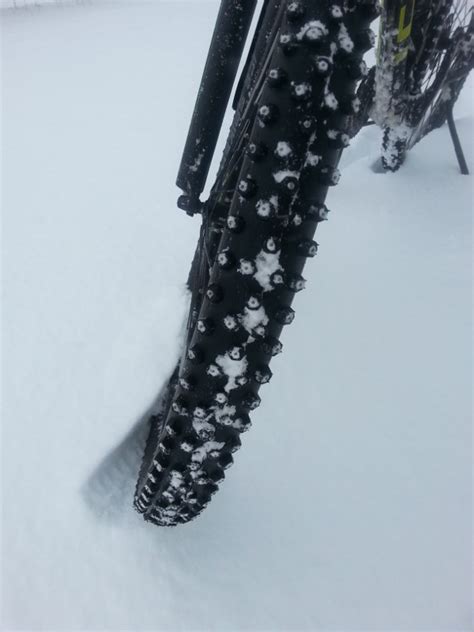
350;0;473;171
133;0;473;526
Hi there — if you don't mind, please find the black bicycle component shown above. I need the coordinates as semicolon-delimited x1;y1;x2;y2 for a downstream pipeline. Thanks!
447;107;469;175
135;0;379;527
232;0;283;111
176;0;258;210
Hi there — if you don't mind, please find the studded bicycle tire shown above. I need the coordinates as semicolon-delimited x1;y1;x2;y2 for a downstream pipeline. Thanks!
134;0;379;527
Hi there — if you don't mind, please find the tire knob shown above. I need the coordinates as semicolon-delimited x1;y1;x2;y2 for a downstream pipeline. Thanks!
307;203;329;222
214;391;228;405
274;305;295;325
329;4;344;21
255;198;277;220
233;413;251;432
223;314;239;331
238;258;256;275
252;324;266;338
296;238;318;257
354;28;376;52
196;318;215;335
318;165;341;185
179;375;196;391
285;272;306;292
238;176;258;198
206;465;225;483
217;249;235;269
161;436;176;454
236;374;248;387
313;55;333;76
299;115;318;134
246;296;262;310
219;452;233;469
270;270;285;287
206;283;224;303
345;57;368;79
247;141;268;161
187;345;205;364
172;395;188;415
301;22;328;46
167;417;185;435
254;365;273;384
155;453;171;469
286;1;305;22
327;129;350;148
339;95;361;115
279;32;299;55
267;67;288;88
226;434;242;452
242;392;261;410
278;174;299;193
357;0;381;19
290;81;313;101
181;433;199;451
229;346;245;361
257;103;279;125
259;336;283;356
201;482;219;498
263;236;281;253
227;215;245;232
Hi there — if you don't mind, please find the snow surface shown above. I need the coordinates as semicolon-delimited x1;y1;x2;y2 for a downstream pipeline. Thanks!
1;2;472;630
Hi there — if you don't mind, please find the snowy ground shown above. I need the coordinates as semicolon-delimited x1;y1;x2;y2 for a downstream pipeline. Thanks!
1;2;472;630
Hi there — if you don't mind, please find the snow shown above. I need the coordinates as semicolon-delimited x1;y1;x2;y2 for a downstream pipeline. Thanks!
337;23;354;53
315;56;330;73
1;0;76;6
213;403;237;427
305;151;321;167
240;304;268;334
191;417;215;440
188;150;204;173
215;352;248;393
381;122;411;170
296;19;328;42
291;80;312;98
192;441;225;464
237;257;255;274
253;249;282;291
324;90;339;110
275;140;292;158
255;197;276;218
273;168;299;183
1;2;472;631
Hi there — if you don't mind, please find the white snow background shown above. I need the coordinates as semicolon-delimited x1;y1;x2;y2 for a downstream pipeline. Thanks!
1;1;472;630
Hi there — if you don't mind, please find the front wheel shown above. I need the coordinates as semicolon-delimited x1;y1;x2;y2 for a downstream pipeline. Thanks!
134;0;379;526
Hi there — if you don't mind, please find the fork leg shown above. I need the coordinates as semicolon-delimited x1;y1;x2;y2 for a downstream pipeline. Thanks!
176;0;258;212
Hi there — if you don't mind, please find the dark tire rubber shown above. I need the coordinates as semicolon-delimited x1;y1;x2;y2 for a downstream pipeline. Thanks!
134;0;378;526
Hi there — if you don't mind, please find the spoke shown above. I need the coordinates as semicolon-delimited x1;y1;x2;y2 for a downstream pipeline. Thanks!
411;0;472;95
